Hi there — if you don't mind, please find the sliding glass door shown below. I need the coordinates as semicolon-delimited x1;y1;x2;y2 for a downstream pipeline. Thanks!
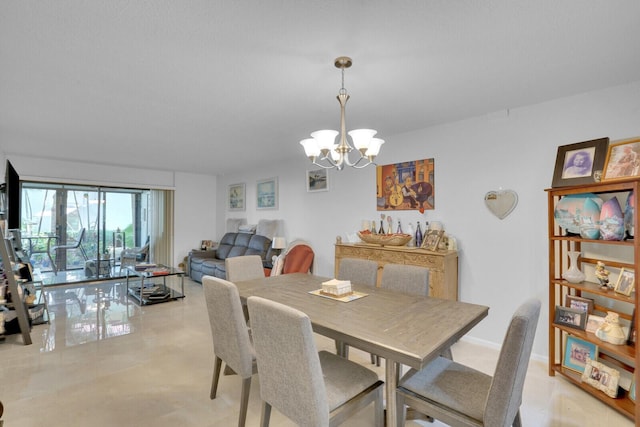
20;182;150;274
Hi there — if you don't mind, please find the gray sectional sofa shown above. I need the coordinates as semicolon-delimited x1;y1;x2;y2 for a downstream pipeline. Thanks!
188;232;274;283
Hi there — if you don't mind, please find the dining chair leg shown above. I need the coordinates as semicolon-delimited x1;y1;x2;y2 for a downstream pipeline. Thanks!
238;377;252;427
396;392;407;427
260;401;272;427
374;385;384;427
210;356;222;399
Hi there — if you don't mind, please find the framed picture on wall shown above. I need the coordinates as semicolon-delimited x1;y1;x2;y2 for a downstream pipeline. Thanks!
306;169;329;192
257;177;278;210
602;137;640;182
551;137;609;188
228;183;246;211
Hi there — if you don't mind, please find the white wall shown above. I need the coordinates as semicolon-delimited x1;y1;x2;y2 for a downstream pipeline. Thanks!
217;81;640;358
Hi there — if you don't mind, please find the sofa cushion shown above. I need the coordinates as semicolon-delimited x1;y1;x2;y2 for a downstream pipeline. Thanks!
216;232;239;259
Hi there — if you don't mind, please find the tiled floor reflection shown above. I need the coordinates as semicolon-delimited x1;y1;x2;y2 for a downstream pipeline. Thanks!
0;278;635;426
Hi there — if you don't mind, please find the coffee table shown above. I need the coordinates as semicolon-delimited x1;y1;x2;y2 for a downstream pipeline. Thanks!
125;264;185;305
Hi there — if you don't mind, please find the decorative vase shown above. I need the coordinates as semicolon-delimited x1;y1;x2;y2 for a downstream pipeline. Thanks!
600;197;625;241
554;193;603;235
562;251;586;284
625;190;635;238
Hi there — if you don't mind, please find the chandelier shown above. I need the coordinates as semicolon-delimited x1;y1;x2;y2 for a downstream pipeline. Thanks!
299;56;384;170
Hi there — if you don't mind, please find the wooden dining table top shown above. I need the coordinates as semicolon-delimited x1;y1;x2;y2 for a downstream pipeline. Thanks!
235;272;489;370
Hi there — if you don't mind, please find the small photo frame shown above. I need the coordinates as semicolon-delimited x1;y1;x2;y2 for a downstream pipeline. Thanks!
615;268;635;296
200;240;214;250
630;378;636;402
256;177;278;210
551;137;609;187
228;183;246;211
422;229;444;251
586;314;606;333
565;295;594;314
306;169;329;192
563;335;598;373
603;137;640;182
581;357;620;398
554;305;588;330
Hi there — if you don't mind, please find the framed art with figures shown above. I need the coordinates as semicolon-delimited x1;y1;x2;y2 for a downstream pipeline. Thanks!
376;158;435;211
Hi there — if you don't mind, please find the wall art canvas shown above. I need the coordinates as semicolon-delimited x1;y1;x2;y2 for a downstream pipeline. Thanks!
228;183;246;211
306;169;329;192
257;177;278;210
376;158;434;212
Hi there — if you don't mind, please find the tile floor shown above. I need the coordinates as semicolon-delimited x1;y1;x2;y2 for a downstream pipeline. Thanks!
0;278;634;426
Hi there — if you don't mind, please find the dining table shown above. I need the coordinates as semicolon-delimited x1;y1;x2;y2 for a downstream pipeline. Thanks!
235;273;489;427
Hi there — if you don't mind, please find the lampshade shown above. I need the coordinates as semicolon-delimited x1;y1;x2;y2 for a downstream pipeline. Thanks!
272;237;287;250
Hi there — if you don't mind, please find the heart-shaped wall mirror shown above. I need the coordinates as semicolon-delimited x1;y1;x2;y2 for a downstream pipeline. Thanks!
484;190;518;220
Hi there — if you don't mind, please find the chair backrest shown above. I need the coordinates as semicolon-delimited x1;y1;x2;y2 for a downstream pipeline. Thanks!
485;298;541;426
202;276;255;379
225;255;265;282
337;258;378;287
380;264;429;296
282;244;314;274
247;296;329;426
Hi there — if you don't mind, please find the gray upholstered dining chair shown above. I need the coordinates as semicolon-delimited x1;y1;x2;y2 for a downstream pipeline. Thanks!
395;298;541;427
202;276;257;427
247;296;385;427
336;258;379;361
380;263;429;296
337;258;378;287
226;255;265;282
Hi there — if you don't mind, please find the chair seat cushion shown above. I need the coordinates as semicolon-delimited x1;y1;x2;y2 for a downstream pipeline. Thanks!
399;356;491;423
318;350;380;412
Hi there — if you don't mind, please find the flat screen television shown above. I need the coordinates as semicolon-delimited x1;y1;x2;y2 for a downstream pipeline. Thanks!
5;160;20;230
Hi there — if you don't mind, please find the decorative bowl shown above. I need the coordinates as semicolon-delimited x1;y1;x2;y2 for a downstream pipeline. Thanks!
357;231;411;246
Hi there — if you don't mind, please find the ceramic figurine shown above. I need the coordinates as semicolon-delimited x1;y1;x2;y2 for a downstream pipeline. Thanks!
595;312;627;345
595;261;611;289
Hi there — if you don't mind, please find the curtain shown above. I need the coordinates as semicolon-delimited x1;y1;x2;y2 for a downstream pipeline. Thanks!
149;189;174;266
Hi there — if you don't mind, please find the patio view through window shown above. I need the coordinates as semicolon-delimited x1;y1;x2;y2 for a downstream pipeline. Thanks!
20;182;150;274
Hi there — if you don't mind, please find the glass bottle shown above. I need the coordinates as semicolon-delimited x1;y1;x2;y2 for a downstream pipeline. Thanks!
415;221;423;247
396;220;403;234
371;220;377;234
407;222;415;247
378;220;385;235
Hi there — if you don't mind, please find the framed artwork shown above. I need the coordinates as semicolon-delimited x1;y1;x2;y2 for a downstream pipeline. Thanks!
554;305;587;330
306;169;329;192
200;240;214;250
628;310;636;347
615;268;635;296
422;229;444;251
581;357;620;398
586;314;606;333
563;335;598;373
603;137;640;182
551;137;609;188
565;295;594;314
228;183;246;211
376;158;435;212
257;177;278;210
630;378;636;402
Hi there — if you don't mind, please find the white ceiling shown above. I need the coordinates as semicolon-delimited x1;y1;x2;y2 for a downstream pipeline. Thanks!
1;1;639;176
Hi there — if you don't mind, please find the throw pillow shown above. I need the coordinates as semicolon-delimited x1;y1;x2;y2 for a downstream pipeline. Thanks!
271;254;285;276
256;219;279;239
226;218;247;232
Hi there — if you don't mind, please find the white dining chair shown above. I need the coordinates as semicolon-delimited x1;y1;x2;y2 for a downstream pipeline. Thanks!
247;295;384;427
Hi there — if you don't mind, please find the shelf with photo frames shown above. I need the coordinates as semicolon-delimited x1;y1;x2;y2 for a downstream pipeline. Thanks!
547;178;640;422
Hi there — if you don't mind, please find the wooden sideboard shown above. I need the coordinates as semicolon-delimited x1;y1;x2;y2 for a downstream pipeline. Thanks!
334;243;458;301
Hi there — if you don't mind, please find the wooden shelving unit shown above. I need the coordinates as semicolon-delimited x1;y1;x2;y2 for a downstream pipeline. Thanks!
547;179;640;422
